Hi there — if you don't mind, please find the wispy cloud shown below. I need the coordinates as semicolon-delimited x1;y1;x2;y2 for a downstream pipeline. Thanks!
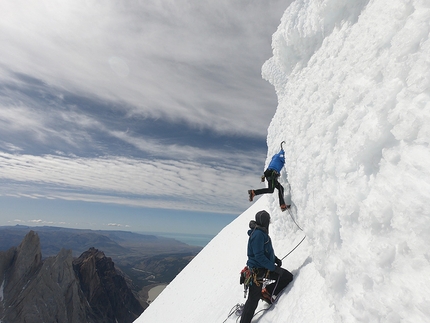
28;219;43;223
0;0;288;223
107;223;130;228
0;0;286;136
0;151;264;213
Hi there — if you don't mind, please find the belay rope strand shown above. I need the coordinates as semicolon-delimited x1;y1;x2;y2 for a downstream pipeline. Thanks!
222;303;244;323
280;207;306;261
287;207;304;231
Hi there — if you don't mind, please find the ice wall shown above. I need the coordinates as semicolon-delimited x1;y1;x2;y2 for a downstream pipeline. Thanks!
262;0;430;320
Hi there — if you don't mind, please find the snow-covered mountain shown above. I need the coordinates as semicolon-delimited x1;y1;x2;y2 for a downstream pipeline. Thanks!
135;0;430;322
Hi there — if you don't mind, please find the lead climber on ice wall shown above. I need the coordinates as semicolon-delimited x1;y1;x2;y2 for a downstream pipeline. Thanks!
240;210;293;323
248;145;289;211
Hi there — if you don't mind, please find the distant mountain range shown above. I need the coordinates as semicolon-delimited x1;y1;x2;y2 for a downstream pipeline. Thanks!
0;225;201;257
0;225;202;308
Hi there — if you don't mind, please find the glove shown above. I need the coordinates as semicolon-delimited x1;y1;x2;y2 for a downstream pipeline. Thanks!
275;257;282;267
274;266;283;276
261;175;265;182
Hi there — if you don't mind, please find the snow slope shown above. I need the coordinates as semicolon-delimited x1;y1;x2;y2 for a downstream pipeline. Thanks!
135;0;430;322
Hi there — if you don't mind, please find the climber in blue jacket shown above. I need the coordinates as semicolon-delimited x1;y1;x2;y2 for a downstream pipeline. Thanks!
248;148;289;211
240;210;293;323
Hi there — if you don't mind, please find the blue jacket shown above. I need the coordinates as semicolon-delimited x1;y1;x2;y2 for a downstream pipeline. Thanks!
268;149;285;173
246;227;276;272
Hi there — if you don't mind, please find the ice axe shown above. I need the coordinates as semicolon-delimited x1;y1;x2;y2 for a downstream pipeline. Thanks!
280;141;285;150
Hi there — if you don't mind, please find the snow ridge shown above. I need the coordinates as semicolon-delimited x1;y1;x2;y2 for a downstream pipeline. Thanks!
136;0;430;322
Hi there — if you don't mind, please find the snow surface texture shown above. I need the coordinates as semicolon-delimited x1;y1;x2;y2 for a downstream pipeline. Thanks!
135;0;430;322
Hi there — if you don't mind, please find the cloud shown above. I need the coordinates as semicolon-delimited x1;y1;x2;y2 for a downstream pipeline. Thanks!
0;150;265;213
0;0;287;137
0;0;290;219
107;223;130;228
0;142;23;153
0;106;48;142
0;73;268;164
28;219;43;223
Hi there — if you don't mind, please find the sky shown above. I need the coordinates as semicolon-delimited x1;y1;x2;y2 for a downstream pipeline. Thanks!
136;0;429;321
0;0;293;235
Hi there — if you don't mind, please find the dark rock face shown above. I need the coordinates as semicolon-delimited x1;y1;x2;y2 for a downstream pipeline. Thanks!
0;231;143;323
73;247;144;323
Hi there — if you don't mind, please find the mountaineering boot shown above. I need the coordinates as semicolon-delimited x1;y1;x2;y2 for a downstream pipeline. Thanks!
248;190;255;202
261;288;274;304
280;204;290;212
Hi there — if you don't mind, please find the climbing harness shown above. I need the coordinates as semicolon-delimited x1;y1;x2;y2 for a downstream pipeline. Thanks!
262;168;279;188
240;267;269;298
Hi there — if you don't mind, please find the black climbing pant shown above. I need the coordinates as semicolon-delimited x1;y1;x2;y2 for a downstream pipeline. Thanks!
240;268;293;323
254;169;286;206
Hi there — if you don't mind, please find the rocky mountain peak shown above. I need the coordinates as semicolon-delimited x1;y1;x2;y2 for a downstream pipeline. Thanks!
12;230;42;281
74;247;143;323
0;231;143;323
1;231;42;303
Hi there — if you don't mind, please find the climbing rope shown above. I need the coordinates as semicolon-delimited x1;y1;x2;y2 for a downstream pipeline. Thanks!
280;235;306;261
222;303;244;323
287;207;304;231
280;207;306;261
